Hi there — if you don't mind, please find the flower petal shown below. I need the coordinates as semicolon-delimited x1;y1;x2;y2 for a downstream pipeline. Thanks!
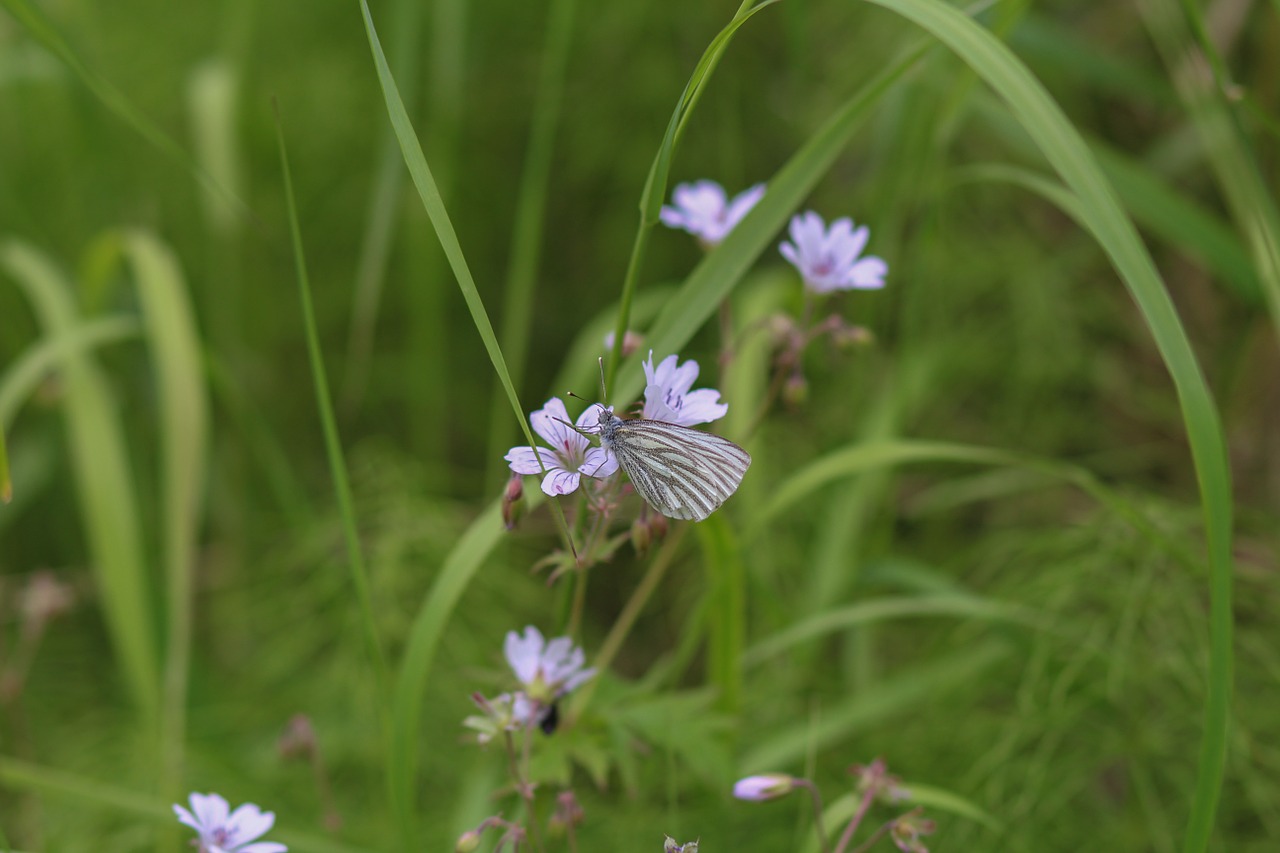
581;446;619;479
226;803;275;844
504;446;561;476
238;844;288;853
846;256;888;289
541;468;581;496
190;793;230;832
173;804;203;833
674;389;728;425
505;627;545;684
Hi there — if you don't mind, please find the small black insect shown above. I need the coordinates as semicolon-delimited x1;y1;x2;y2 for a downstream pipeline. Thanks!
539;702;560;735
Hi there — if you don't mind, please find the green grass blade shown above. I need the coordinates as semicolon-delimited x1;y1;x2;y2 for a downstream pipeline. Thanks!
610;39;930;405
697;514;746;714
0;422;9;503
86;230;211;818
357;0;529;448
0;239;159;723
273;107;392;737
741;641;1010;770
864;4;1235;849
743;595;1043;669
0;317;140;427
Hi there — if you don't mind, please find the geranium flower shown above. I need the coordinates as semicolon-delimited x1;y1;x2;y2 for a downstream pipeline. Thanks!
660;180;765;247
779;211;887;293
642;352;728;426
173;793;286;853
504;626;595;723
505;398;619;496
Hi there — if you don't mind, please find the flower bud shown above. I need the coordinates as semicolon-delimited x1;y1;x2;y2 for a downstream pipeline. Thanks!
782;371;808;407
502;475;525;530
648;511;668;543
603;329;644;358
733;773;796;801
831;321;873;349
455;830;482;853
277;713;317;760
631;515;652;556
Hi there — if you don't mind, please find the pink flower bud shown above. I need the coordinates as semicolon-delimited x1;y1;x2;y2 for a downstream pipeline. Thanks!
733;773;796;801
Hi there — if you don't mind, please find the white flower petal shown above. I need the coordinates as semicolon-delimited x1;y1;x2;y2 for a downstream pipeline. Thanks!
504;446;561;476
675;389;728;425
505;628;545;684
191;793;230;832
582;446;619;478
541;468;581;496
239;845;288;853
173;804;203;833
846;256;888;289
227;804;275;844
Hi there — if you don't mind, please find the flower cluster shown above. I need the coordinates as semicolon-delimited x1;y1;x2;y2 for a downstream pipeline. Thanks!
503;351;727;501
465;626;595;742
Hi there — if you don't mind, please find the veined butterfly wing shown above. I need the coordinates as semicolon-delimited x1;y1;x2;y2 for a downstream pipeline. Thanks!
597;409;751;521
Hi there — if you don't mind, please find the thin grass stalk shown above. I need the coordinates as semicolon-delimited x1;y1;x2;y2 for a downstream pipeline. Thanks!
273;106;393;750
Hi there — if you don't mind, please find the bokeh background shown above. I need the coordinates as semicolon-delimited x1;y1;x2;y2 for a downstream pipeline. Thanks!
1;0;1277;850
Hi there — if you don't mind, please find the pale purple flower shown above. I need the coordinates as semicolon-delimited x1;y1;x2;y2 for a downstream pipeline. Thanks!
660;180;765;247
504;398;619;496
505;626;595;712
642;352;727;426
779;211;887;293
732;773;796;801
173;793;286;853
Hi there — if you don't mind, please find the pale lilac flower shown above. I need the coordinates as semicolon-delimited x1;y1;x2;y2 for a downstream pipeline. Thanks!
505;626;595;712
732;773;796;801
504;398;619;496
173;793;286;853
779;211;887;293
642;352;727;426
660;180;765;247
602;329;644;358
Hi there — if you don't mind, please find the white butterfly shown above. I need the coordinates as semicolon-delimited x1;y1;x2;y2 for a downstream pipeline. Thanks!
590;406;751;521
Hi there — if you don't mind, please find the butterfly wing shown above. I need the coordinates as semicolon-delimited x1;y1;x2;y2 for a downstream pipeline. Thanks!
612;419;751;521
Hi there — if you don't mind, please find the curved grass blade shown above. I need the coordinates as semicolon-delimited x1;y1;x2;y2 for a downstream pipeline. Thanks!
864;3;1235;849
743;595;1045;669
0;424;9;503
85;230;210;818
0;317;140;428
0;240;159;723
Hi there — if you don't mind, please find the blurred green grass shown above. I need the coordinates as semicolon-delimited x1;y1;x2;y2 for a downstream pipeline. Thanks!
1;1;1278;851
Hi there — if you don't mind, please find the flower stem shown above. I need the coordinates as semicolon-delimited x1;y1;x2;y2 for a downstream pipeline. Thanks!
793;778;832;853
832;785;878;853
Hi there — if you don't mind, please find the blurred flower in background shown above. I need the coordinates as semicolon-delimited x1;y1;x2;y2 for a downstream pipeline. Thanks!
173;792;286;853
660;180;766;248
780;211;887;293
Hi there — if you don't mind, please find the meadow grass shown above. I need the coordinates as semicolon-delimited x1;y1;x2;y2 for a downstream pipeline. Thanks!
1;1;1277;851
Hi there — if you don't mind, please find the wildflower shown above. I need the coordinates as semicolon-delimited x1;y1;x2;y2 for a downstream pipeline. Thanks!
173;792;286;853
642;352;727;426
501;475;524;530
779;211;887;293
505;626;595;723
850;758;910;804
660;180;765;247
732;773;797;802
504;398;618;496
463;691;531;744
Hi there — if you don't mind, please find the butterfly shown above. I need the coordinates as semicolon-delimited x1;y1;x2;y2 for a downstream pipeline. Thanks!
591;405;751;522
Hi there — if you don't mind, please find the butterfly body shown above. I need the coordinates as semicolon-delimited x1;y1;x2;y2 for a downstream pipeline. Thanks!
596;408;751;521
